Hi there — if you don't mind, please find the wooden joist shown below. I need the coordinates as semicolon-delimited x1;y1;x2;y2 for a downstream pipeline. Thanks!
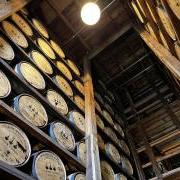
0;0;30;21
137;130;180;153
142;150;180;169
138;29;180;81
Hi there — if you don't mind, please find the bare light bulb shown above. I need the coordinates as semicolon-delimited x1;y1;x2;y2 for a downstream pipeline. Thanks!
81;2;101;25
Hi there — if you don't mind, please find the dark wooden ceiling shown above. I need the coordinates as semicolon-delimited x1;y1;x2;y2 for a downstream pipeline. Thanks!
29;0;134;64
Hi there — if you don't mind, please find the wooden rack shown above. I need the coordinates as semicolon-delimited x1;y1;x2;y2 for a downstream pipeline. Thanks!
0;1;137;179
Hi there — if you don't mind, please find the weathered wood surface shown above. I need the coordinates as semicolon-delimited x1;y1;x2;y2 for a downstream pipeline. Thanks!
83;59;102;180
139;29;180;81
0;0;30;21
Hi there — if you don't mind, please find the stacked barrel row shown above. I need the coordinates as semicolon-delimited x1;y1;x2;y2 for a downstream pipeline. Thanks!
93;80;134;180
0;8;86;180
131;0;180;60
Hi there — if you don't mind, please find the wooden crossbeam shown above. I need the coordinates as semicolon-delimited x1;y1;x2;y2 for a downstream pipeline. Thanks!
137;130;180;153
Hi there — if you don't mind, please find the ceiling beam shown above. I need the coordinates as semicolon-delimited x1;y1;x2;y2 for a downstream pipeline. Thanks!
84;23;133;61
106;53;150;85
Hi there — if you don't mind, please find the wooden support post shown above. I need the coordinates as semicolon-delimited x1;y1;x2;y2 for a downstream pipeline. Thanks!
144;72;180;129
114;90;145;179
126;90;163;179
126;131;146;180
138;125;163;180
138;29;180;81
83;58;102;180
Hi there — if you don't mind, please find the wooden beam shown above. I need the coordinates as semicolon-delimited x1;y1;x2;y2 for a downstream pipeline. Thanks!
138;125;163;179
106;53;150;85
86;23;133;61
137;130;180;153
83;58;102;180
142;150;180;169
149;167;180;180
126;89;162;178
138;29;180;81
126;131;146;180
144;71;180;129
0;0;30;21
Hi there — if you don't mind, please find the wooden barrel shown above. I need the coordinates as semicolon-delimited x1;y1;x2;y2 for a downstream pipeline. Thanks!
68;111;85;133
115;174;127;180
96;114;105;130
105;143;121;164
67;59;81;76
56;61;73;81
0;36;15;61
37;38;56;60
15;61;46;90
157;6;176;40
68;173;86;180
95;92;104;105
114;123;124;138
2;20;28;48
103;110;114;126
74;95;85;112
74;80;84;95
0;70;11;98
76;141;86;165
118;140;130;156
53;75;73;97
101;160;115;180
105;103;114;115
95;100;102;113
48;121;75;151
131;1;144;23
50;40;65;59
174;41;180;59
167;0;180;20
121;157;133;176
32;18;49;39
30;50;53;75
32;150;66;180
13;94;48;127
11;13;33;37
104;127;118;144
46;89;68;115
0;121;31;167
97;134;105;150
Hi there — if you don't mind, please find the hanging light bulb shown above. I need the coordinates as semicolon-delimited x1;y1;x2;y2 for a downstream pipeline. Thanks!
81;2;101;25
